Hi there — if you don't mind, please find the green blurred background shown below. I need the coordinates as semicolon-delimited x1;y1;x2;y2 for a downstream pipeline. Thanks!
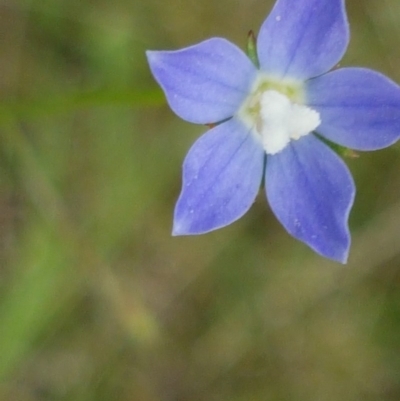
1;0;400;400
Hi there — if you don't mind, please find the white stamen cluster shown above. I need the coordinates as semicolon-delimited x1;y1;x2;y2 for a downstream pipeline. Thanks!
238;78;321;155
259;90;321;154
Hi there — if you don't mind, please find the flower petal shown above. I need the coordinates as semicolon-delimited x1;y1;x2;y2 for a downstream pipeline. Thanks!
146;38;257;124
173;119;264;235
307;68;400;150
265;135;355;263
257;0;349;80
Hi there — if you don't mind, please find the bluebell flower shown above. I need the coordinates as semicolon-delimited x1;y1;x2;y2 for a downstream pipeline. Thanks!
146;0;400;263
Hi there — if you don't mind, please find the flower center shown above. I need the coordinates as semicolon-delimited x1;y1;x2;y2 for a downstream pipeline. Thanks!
238;76;321;155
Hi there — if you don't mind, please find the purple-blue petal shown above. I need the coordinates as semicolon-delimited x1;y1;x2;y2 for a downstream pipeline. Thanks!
257;0;349;80
307;68;400;150
265;135;355;263
173;119;264;235
146;38;257;124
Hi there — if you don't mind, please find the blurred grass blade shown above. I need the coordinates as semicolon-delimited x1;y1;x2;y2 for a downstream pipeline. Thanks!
0;222;82;380
0;88;164;124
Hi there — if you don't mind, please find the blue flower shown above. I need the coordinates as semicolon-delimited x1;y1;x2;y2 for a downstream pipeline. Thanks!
146;0;400;263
